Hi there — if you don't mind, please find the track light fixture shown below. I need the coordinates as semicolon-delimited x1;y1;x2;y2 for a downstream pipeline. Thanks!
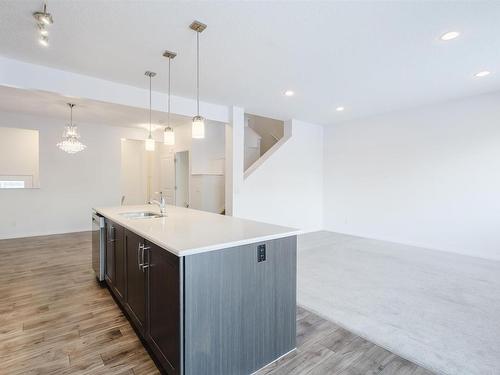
33;2;53;47
33;2;53;25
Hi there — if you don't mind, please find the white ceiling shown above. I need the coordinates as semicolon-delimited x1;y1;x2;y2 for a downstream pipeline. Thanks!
0;85;192;129
0;1;499;125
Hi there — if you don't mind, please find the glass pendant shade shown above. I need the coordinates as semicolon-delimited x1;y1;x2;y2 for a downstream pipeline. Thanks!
164;127;175;146
145;136;155;151
192;115;205;139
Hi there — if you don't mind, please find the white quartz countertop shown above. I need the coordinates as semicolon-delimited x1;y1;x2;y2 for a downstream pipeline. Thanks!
94;205;299;257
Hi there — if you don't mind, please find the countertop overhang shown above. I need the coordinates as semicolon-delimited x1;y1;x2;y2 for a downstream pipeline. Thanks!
93;205;299;257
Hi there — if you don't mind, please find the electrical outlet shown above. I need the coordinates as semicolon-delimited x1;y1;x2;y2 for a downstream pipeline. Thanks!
257;244;266;262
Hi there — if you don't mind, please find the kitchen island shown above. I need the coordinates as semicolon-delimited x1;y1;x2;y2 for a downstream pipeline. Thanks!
93;205;298;375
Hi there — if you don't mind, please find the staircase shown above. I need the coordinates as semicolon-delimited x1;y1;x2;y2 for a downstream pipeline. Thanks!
244;114;284;174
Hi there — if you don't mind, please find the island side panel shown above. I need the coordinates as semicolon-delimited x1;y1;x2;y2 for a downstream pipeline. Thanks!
183;236;297;375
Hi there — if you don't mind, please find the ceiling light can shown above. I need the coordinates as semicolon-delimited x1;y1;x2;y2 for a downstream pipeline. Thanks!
440;31;460;41
474;70;491;78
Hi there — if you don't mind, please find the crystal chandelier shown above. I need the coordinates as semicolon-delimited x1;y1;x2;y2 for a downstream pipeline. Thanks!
57;103;86;154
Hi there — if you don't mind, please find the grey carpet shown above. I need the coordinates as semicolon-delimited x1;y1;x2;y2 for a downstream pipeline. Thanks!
297;231;500;375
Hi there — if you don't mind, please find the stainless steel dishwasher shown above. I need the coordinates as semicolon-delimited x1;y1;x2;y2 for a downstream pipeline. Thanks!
91;211;105;281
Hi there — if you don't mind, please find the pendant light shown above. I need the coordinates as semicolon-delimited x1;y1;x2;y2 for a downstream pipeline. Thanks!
144;71;156;151
190;21;206;139
163;50;176;146
57;103;86;154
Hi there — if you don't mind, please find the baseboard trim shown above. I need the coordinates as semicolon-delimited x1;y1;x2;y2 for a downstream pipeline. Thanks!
250;347;297;375
0;229;91;241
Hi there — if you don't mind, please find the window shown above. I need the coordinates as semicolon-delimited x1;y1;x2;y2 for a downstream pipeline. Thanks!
0;127;39;189
0;180;25;189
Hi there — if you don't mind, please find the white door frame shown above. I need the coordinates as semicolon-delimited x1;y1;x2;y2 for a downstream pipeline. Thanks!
174;150;190;208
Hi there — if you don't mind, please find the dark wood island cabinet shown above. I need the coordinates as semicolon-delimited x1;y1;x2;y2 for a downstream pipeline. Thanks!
105;220;125;300
98;206;296;375
105;220;181;374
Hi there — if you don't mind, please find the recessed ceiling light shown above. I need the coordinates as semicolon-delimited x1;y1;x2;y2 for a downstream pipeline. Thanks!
284;90;294;97
440;31;460;41
474;70;491;78
336;106;345;112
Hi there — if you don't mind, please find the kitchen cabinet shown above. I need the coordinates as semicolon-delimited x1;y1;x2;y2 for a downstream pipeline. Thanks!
106;223;180;374
146;241;180;374
124;229;147;332
114;225;125;300
105;221;125;300
105;220;115;284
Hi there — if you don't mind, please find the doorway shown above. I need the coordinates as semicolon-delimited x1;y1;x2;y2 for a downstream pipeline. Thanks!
175;151;189;208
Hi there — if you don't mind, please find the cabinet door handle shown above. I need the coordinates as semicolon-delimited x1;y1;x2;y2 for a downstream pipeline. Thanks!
109;226;116;242
141;246;150;272
137;243;144;270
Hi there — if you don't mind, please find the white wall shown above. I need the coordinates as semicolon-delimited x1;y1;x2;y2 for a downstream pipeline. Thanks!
234;119;324;232
323;91;500;260
0;110;143;239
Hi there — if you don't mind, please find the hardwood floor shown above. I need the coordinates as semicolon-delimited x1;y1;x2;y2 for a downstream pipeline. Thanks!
0;232;433;375
255;306;434;375
0;232;158;375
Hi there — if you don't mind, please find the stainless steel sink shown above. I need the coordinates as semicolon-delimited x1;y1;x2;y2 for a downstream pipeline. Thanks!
119;211;162;219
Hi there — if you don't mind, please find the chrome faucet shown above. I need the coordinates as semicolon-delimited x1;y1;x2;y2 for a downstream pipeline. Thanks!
149;192;167;215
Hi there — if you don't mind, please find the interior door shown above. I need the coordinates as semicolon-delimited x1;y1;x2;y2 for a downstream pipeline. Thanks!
120;139;147;205
146;242;180;374
125;229;147;332
175;151;189;208
159;148;175;205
